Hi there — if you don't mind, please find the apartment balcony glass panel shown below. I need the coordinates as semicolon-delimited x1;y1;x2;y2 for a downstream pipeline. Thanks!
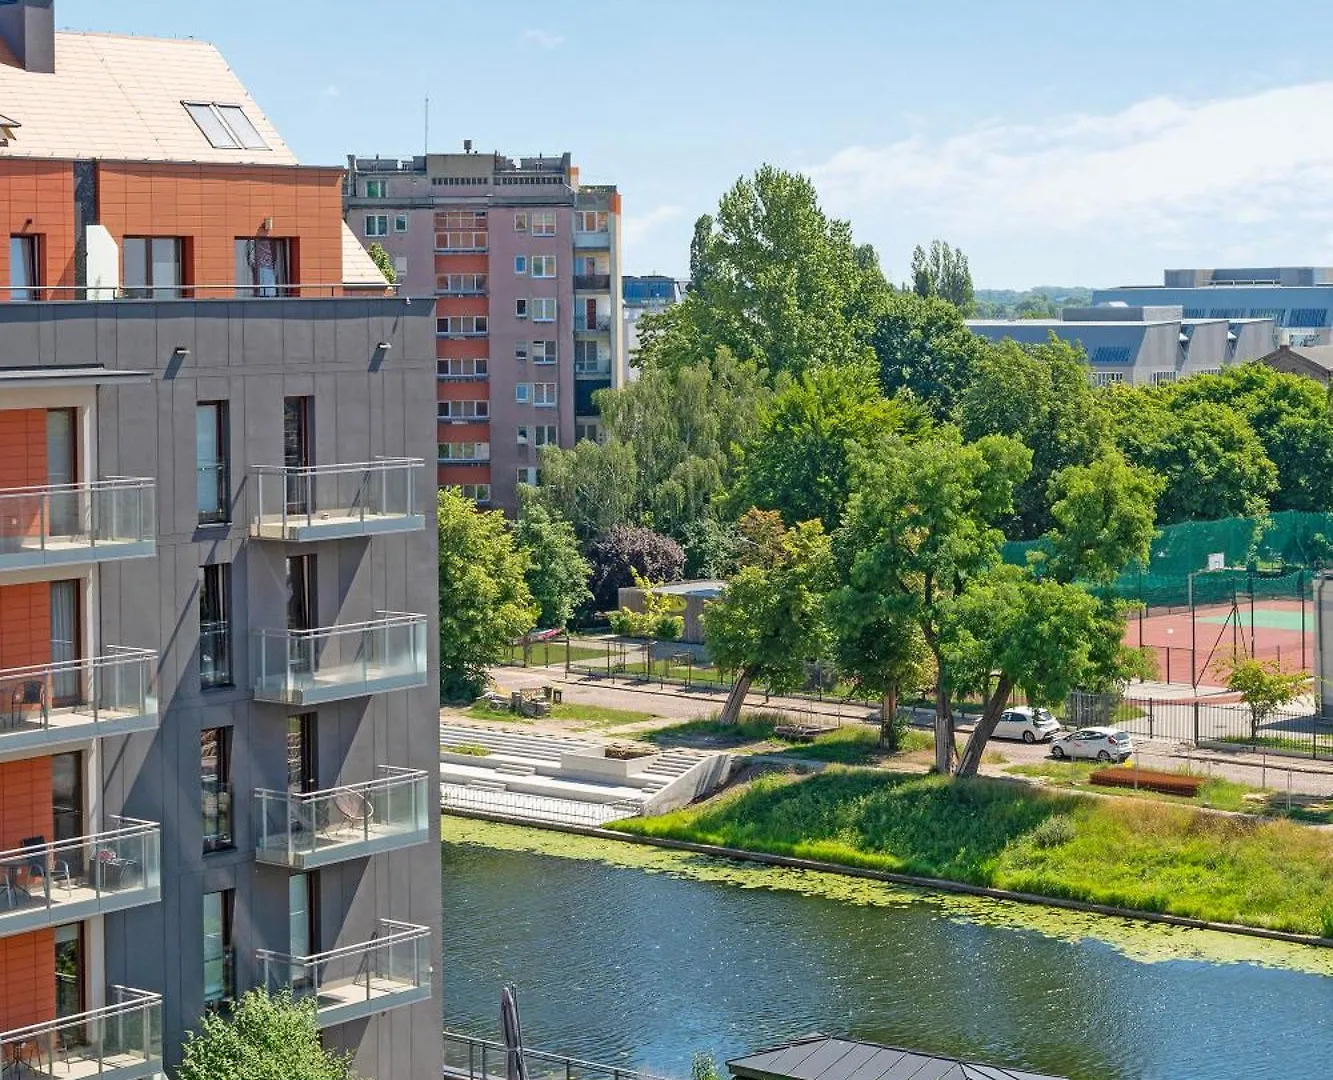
251;613;428;705
573;273;612;292
248;458;425;541
573;232;611;250
254;767;429;869
256;919;431;1028
0;649;158;755
0;987;162;1080
0;479;155;570
573;315;611;333
0;819;161;939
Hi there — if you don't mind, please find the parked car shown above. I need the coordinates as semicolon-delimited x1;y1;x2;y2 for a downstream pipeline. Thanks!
992;706;1061;743
1049;726;1134;763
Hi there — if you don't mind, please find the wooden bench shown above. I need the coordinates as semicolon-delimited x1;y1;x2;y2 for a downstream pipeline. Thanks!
1089;767;1204;797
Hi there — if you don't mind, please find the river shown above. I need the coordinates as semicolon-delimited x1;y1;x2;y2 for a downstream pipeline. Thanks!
442;818;1333;1080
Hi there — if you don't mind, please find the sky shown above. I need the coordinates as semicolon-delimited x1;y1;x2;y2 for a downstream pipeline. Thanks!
57;0;1333;289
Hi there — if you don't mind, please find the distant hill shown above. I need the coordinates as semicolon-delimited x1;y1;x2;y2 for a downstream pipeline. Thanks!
974;286;1093;319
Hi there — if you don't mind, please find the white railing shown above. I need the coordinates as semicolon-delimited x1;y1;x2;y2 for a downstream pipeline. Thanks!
0;478;154;566
251;612;428;704
0;648;157;745
440;783;641;826
0;986;161;1080
249;458;424;539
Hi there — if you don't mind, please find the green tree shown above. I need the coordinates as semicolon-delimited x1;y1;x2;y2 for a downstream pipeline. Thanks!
513;491;592;629
909;239;974;314
1014;293;1059;319
958;336;1114;538
536;438;643;543
1226;657;1308;740
437;489;538;699
873;291;989;419
179;989;352;1080
1042;452;1164;585
731;361;924;531
366;242;396;285
676;165;887;375
703;510;833;724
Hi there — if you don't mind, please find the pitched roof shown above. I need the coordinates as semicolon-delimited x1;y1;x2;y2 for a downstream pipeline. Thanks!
0;31;296;164
1280;344;1333;373
727;1036;1068;1080
341;221;390;287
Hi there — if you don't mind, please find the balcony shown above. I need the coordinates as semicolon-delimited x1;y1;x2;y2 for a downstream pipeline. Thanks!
0;987;161;1080
248;459;426;541
573;273;611;292
254;767;429;869
257;919;431;1028
0;649;158;757
0;479;155;571
251;612;428;706
0;819;161;939
573;231;611;249
574;315;611;333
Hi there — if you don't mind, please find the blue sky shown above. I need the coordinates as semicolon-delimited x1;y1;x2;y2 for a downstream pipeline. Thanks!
60;0;1333;288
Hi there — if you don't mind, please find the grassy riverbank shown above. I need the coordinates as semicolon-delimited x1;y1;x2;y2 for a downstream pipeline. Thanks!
612;768;1333;937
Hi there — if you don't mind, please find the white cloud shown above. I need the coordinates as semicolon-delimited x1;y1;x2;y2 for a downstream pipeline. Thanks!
806;82;1333;285
622;204;685;253
322;84;340;98
521;28;564;49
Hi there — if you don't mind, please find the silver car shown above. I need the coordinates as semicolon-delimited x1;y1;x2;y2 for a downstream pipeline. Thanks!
1049;726;1134;763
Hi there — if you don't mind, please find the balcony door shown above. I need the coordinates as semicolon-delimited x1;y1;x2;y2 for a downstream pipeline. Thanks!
50;580;81;706
47;408;78;539
286;713;316;795
286;556;316;676
54;923;85;1021
283;397;312;516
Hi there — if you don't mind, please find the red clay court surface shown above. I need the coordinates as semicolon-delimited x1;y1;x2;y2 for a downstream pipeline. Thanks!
1127;599;1312;685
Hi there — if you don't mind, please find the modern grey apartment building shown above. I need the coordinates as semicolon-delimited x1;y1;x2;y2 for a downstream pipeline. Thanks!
344;148;626;512
968;305;1276;386
0;7;442;1080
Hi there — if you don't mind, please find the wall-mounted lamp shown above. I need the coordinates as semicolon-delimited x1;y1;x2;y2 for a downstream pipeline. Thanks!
172;346;190;360
376;341;392;351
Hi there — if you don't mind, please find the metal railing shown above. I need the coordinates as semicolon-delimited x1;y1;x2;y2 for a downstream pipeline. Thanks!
0;986;161;1080
0;818;160;926
0;648;158;741
251;612;428;704
255;767;428;865
256;919;430;1019
573;273;611;292
249;458;425;538
573;315;611;332
440;784;641;826
0;478;155;565
443;1031;670;1080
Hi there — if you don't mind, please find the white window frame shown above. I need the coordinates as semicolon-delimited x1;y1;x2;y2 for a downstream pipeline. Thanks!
517;467;539;487
517;425;531;445
534;383;557;408
534;424;558;447
531;255;557;279
516;383;533;404
515;298;529;319
393;213;409;233
515;343;529;362
532;211;557;237
365;214;388;237
575;210;608;233
532;297;556;323
514;212;529;232
532;341;557;364
514;255;528;275
1151;370;1178;387
365;179;387;198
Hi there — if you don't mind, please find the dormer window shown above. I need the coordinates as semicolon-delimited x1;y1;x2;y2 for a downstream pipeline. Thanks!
184;102;268;150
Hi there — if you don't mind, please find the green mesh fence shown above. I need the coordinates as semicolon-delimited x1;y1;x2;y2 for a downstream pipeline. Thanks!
1003;510;1330;609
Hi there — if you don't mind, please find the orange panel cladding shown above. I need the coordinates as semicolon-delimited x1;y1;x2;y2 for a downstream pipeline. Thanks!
434;253;488;275
0;930;57;1032
0;583;53;671
0;408;48;541
0;756;55;851
436;339;490;361
0;160;77;294
435;296;488;317
439;465;492;486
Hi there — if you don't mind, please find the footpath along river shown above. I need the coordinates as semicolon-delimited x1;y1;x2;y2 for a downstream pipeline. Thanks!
441;818;1333;1080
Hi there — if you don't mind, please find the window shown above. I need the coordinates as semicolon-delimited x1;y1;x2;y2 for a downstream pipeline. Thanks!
393;255;408;278
515;298;529;319
203;890;235;1009
532;211;557;237
437;315;488;336
532;297;556;322
197;402;230;524
123;237;183;299
514;212;529;232
438;357;488;378
1288;308;1329;327
574;341;605;374
531;255;557;278
393;213;409;233
534;424;558;446
201;728;233;852
516;383;532;404
290;873;315;964
437;273;487;295
515;342;529;362
534;383;557;407
517;467;539;486
1151;370;1178;386
9;234;38;301
575;210;608;233
365;214;389;237
454;483;491;504
288;714;316;794
1089;371;1125;388
184;101;269;150
514;256;528;275
235;237;292;298
54;924;84;1020
286;554;317;633
434;210;487;251
365;179;387;199
532;340;557;364
200;563;233;688
438;441;490;462
576;421;605;444
1090;346;1133;366
438;400;490;420
283;396;312;515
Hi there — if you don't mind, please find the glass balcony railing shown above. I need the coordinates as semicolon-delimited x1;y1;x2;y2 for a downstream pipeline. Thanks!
573;273;611;292
0;648;158;754
0;478;155;570
0;986;162;1080
0;819;161;939
251;612;428;705
573;315;611;333
256;919;431;1028
248;458;426;541
254;767;429;869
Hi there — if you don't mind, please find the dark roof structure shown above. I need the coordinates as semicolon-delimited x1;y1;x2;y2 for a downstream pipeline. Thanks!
1259;344;1333;385
727;1036;1069;1080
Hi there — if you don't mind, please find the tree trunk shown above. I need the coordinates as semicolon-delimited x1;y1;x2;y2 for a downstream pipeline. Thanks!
719;667;755;726
879;685;900;751
933;672;956;774
956;674;1015;778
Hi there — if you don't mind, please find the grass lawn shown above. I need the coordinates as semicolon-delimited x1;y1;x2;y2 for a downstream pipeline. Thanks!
1216;734;1330;754
614;768;1333;936
465;700;658;726
504;643;608;667
648;715;932;765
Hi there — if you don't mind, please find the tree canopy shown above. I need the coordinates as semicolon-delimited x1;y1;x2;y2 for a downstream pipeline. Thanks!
909;239;975;314
179;990;351;1080
874;292;988;419
513;492;592;629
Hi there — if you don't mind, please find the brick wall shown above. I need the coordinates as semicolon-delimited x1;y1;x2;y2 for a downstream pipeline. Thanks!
0;930;57;1032
0;160;77;295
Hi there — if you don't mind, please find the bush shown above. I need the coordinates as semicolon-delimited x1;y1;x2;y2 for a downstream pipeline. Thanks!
588;525;685;612
608;570;686;640
656;614;685;640
1028;814;1076;849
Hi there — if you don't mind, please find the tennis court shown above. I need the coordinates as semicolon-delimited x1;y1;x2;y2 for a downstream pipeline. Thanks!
1127;598;1312;686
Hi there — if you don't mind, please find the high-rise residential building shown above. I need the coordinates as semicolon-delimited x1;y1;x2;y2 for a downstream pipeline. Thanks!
344;149;625;512
0;5;442;1079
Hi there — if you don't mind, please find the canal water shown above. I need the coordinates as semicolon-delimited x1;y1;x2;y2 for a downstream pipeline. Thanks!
442;818;1333;1080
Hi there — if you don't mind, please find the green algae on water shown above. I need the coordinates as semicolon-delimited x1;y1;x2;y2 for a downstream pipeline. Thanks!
441;815;1333;977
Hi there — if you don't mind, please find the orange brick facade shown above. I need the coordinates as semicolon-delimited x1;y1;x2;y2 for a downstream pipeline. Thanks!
0;160;77;296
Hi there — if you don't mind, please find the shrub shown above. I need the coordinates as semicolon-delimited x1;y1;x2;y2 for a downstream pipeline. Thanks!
655;614;685;640
588;525;685;611
1028;814;1076;849
449;743;491;757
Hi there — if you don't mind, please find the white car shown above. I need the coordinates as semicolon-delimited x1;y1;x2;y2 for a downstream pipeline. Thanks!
992;706;1061;744
1050;726;1134;763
